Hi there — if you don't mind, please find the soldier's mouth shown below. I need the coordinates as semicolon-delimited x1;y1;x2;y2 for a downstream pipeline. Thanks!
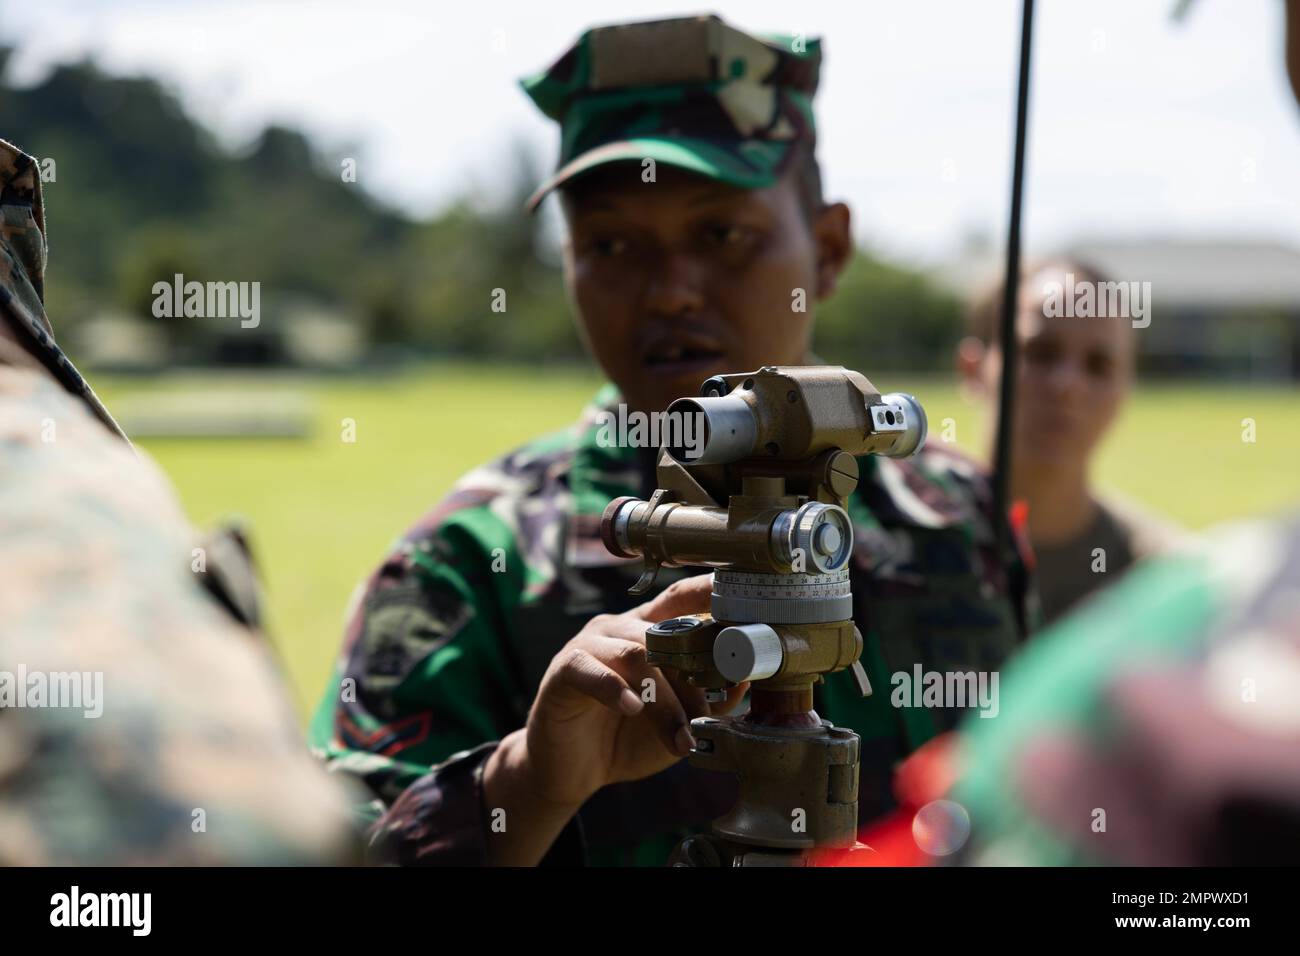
641;339;727;377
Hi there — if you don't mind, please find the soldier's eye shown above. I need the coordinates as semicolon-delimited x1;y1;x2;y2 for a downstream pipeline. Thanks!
1086;350;1114;379
588;236;628;257
703;224;748;247
1024;339;1061;366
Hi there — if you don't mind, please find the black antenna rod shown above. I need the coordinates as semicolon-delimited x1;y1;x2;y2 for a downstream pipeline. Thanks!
992;0;1035;561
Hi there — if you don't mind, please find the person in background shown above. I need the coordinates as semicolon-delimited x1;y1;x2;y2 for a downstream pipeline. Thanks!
958;256;1190;627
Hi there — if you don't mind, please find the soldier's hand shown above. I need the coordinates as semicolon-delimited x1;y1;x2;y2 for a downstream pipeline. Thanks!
521;573;747;809
480;574;746;863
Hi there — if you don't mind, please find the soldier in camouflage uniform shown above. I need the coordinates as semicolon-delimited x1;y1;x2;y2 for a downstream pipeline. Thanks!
310;14;1035;866
0;137;360;863
950;511;1300;865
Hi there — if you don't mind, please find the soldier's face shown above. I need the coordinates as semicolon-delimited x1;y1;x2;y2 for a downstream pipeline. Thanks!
967;267;1135;480
560;164;851;413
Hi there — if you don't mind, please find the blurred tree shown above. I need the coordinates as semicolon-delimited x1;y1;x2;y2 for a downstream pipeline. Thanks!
816;250;963;371
0;47;958;371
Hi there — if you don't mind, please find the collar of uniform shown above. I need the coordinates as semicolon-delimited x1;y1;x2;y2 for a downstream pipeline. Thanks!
563;384;657;571
569;383;658;492
848;447;994;582
858;453;974;531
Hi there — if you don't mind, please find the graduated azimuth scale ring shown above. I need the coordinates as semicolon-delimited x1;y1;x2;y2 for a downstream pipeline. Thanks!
711;568;852;624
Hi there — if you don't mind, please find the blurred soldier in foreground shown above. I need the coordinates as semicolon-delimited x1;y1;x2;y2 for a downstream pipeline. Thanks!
959;257;1191;627
952;512;1300;865
312;14;1036;866
0;138;359;864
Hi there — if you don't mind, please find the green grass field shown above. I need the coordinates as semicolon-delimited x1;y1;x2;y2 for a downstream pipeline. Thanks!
92;364;1300;723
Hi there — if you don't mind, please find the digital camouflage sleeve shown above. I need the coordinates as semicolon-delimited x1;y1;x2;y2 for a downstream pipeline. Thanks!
311;384;1037;866
0;138;361;864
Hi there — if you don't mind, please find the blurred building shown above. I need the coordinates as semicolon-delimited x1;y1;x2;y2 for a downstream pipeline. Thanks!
74;295;366;372
932;238;1300;380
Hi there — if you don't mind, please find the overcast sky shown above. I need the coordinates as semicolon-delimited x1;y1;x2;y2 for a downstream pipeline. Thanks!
3;0;1298;265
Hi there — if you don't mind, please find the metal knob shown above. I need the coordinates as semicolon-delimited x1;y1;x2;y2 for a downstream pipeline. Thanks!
713;623;783;683
789;502;853;573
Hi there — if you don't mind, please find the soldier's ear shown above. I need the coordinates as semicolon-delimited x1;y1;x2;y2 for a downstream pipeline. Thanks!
812;201;852;301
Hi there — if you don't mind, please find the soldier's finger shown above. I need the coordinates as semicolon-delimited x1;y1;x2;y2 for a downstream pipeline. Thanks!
640;668;695;757
661;667;711;720
631;573;714;623
590;609;711;720
553;646;643;717
591;613;656;644
588;637;694;756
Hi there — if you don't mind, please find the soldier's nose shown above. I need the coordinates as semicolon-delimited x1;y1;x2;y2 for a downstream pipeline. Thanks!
642;253;707;320
1045;357;1086;401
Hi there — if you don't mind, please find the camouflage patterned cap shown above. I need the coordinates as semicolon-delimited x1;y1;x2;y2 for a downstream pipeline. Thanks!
0;138;126;440
520;14;822;212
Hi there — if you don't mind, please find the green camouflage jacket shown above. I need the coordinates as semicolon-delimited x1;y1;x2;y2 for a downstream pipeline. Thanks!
954;510;1300;866
311;384;1035;865
0;137;360;864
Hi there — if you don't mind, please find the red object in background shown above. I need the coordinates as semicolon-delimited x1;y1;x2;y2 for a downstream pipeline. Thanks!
1009;499;1035;571
813;732;962;867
